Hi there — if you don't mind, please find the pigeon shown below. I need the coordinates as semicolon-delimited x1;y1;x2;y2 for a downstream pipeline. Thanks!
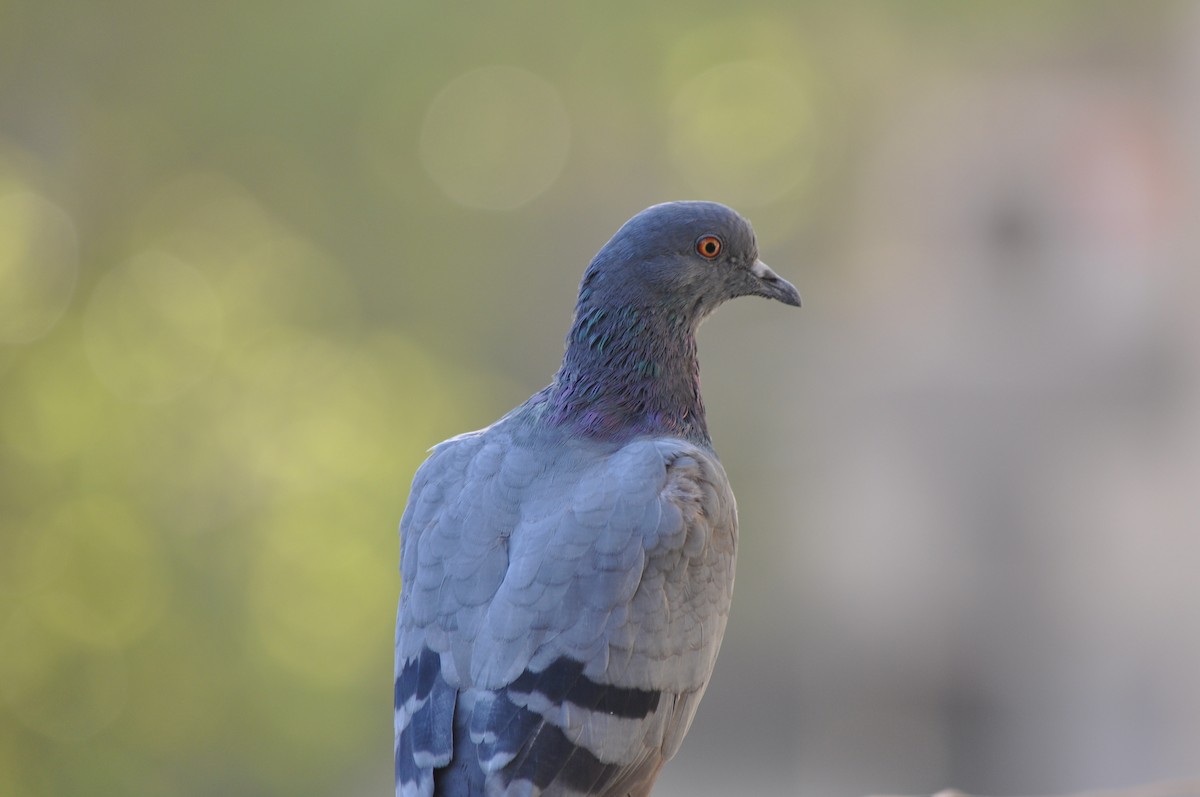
394;201;801;797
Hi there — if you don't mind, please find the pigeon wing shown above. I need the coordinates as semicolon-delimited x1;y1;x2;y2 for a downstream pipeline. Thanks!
394;427;737;797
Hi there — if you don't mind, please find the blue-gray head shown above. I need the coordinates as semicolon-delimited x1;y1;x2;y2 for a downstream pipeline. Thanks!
547;201;799;445
577;201;801;322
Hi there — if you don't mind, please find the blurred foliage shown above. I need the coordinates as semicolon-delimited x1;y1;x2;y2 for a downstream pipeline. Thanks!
0;0;1182;795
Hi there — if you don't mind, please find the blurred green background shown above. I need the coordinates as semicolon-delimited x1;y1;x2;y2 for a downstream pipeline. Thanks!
4;2;1200;796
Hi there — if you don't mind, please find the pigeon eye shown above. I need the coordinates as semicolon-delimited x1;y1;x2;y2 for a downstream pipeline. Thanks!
695;235;722;259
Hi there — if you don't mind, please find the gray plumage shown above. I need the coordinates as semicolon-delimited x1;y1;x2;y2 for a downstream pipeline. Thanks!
395;201;800;797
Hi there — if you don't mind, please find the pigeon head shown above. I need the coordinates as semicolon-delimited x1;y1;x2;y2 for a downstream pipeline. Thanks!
545;201;800;445
578;201;801;323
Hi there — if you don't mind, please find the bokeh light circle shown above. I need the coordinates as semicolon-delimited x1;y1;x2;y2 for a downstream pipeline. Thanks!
0;190;78;343
668;60;817;207
84;251;223;403
419;66;570;210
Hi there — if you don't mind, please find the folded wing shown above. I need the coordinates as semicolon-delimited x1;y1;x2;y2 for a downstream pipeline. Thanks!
395;427;737;797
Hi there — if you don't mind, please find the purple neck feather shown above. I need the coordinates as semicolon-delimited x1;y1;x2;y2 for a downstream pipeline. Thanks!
544;299;710;445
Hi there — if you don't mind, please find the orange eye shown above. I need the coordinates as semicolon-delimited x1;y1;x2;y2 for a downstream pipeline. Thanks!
695;235;722;259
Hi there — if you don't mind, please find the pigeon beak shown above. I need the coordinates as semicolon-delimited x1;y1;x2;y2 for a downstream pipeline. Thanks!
749;259;802;307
